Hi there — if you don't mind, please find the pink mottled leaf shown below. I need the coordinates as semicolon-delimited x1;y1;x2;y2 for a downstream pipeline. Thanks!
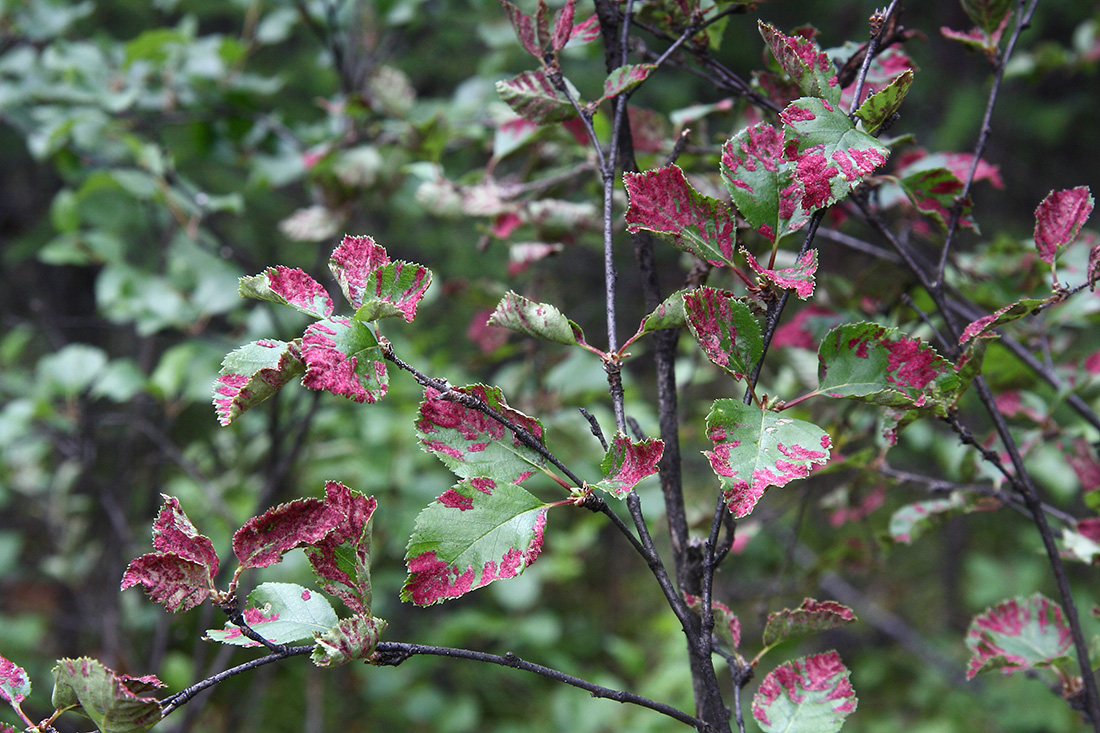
705;399;831;518
304;481;377;614
816;322;961;414
301;317;388;403
328;234;390;308
568;14;600;45
1034;186;1094;267
684;594;742;651
233;495;338;570
351;260;433;323
415;384;546;484
780;97;889;216
624;165;738;266
743;248;817;299
51;658;163;733
908;150;1004;189
487;291;584;345
598;64;656;104
593;433;664;498
684;287;763;382
762;599;857;649
854;69;913;134
958;297;1052;346
550;0;576;51
963;0;1013;37
966;594;1073;679
204;582;338;647
720;122;809;243
758;22;841;105
888;493;973;544
213;339;305;426
1089;239;1100;291
238;265;333;319
150;495;219;575
894;166;978;233
496;70;579;125
0;654;31;706
501;0;541;57
402;479;549;606
752;651;857;733
312;613;387;667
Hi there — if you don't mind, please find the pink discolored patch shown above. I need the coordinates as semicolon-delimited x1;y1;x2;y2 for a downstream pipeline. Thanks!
0;657;30;704
793;151;838;210
884;337;945;391
266;266;333;317
470;477;497;494
301;589;311;600
743;248;817;299
1034;186;1094;265
439;488;475;511
777;441;827;461
780;104;817;124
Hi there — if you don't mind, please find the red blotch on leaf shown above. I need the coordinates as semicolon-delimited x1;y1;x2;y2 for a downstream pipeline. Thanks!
1034;186;1094;266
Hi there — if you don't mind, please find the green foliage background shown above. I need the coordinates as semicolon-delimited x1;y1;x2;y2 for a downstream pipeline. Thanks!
1;0;1098;730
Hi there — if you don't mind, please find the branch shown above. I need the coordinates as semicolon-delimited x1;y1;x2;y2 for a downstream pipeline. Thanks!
159;646;313;716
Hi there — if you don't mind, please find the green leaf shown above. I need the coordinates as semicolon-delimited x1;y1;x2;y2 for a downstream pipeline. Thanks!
966;594;1073;679
854;69;914;134
962;0;1013;37
213;339;305;427
592;433;664;498
684;287;763;382
487;291;584;346
762;598;857;649
351;261;433;323
205;583;338;647
402;480;549;605
495;70;579;125
752;651;857;733
312;614;387;667
637;290;688;335
888;493;973;544
721;122;809;244
758;22;841;105
301;318;388;404
598;63;656;104
52;658;164;733
238;266;333;319
705;399;831;518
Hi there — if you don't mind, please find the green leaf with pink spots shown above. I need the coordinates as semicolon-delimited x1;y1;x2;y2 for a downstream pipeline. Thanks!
705;399;831;518
402;479;549;606
684;287;763;382
301;317;388;404
329;235;433;322
780;97;889;216
496;70;579;125
758;22;841;105
720;122;809;244
762;598;857;650
204;582;339;647
624;165;738;266
752;651;857;733
51;658;165;733
816;322;960;414
638;290;688;335
1034;186;1093;268
888;493;973;544
212;339;305;426
895;166;977;233
684;594;742;651
312;613;387;667
0;654;30;706
743;248;817;299
597;63;656;104
965;594;1073;679
487;291;584;346
593;433;664;498
238;266;333;319
415;384;546;484
304;482;377;615
854;69;913;134
233;495;339;570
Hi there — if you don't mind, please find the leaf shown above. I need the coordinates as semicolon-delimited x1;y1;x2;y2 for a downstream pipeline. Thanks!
352;261;433;323
743;248;817;299
966;594;1074;679
204;583;338;647
213;339;305;426
549;0;576;51
0;654;30;705
705;399;831;518
637;290;688;335
1034;186;1094;266
762;599;857;649
238;265;333;319
684;287;763;382
568;15;600;45
894;166;977;232
150;495;219;574
817;322;961;414
888;493;973;544
720;122;809;243
752;651;858;733
304;481;377;614
300;317;388;403
402;479;549;606
962;0;1013;37
958;297;1053;346
501;0;541;57
487;291;584;345
780;97;889;215
598;63;656;104
593;433;664;498
496;70;579;125
327;234;388;308
684;594;742;651
758;22;841;105
624;165;738;266
854;69;914;134
51;658;163;733
312;614;387;667
233;496;338;570
415;384;546;484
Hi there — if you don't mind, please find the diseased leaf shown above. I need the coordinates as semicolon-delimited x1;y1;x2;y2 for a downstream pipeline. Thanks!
0;654;31;706
568;15;600;45
415;384;546;484
1034;186;1094;267
150;495;219;575
301;317;388;403
705;399;831;518
205;583;338;647
721;122;809;243
213;339;305;426
351;260;433;323
888;493;973;544
328;234;390;309
624;165;738;266
752;652;857;733
895;166;977;232
903;149;1003;189
549;0;576;51
854;69;914;134
966;594;1073;679
962;0;1013;37
762;599;857;649
958;297;1052;346
402;479;549;606
304;481;377;615
593;433;664;498
312;614;387;667
743;248;817;299
238;265;333;319
120;552;215;613
598;64;656;103
233;496;338;570
817;322;961;414
51;658;163;733
496;70;579;124
758;22;841;105
638;290;688;334
684;594;742;651
501;0;541;57
487;291;583;345
684;287;763;382
780;97;889;216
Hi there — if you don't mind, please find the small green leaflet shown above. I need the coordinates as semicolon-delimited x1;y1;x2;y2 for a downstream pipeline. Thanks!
402;479;549;606
637;289;688;335
705;399;831;518
966;594;1073;679
52;658;165;733
312;614;387;667
592;433;663;498
205;583;339;647
213;339;305;426
488;291;584;346
597;63;655;105
962;0;1013;37
752;651;857;733
888;493;973;544
854;69;913;134
684;287;763;382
